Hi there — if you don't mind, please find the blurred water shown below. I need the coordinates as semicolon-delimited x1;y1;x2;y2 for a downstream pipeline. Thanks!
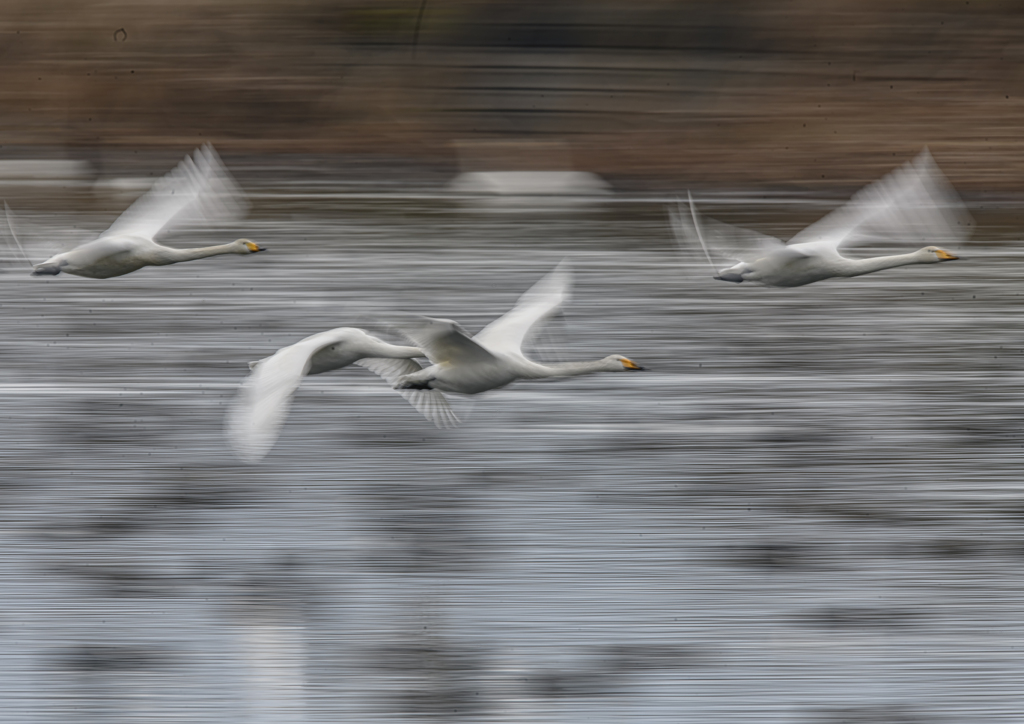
2;179;1024;723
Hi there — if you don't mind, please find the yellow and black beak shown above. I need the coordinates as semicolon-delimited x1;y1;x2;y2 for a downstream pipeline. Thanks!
935;249;958;261
621;358;646;371
245;241;266;253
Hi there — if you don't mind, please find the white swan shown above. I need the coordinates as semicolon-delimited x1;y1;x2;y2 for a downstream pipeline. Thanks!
671;150;972;287
25;145;262;278
226;327;458;463
391;261;645;396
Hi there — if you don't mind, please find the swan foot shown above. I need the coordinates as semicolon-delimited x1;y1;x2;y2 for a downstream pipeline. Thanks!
31;264;62;276
396;378;435;391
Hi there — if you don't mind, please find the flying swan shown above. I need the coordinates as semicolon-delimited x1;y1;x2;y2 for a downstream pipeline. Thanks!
391;261;645;396
671;149;973;287
226;327;458;463
21;145;262;278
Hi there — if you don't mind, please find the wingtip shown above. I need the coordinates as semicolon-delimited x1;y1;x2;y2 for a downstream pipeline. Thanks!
224;420;270;465
686;190;700;215
550;259;573;288
438;413;460;430
912;146;937;172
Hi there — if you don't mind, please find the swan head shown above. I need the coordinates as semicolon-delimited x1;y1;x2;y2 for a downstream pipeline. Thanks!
608;355;646;371
922;246;958;262
234;239;265;254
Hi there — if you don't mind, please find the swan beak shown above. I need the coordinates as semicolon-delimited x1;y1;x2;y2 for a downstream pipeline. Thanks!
245;241;266;253
935;249;958;261
621;358;646;371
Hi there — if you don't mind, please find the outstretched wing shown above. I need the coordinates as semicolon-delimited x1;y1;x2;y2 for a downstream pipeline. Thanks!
391;315;498;367
101;144;248;242
225;337;325;464
356;357;459;428
787;149;973;256
670;198;786;264
472;260;572;357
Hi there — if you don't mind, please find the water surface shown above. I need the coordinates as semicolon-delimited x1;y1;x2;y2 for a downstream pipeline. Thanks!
2;183;1023;723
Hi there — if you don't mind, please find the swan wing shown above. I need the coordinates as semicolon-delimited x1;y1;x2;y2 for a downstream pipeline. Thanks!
225;337;325;464
472;260;572;357
0;206;97;268
100;144;248;242
787;149;973;256
391;315;499;367
670;199;786;263
356;357;460;428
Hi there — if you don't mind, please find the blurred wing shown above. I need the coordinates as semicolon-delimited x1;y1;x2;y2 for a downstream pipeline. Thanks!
670;199;785;264
788;149;973;256
0;207;96;268
1;202;33;267
225;338;323;464
391;315;498;367
473;260;571;357
101;144;248;242
356;357;460;428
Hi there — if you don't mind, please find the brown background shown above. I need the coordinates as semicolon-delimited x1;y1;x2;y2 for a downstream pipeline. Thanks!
1;0;1023;189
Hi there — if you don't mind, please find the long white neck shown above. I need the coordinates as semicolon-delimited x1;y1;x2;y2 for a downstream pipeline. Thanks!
839;250;930;278
154;243;242;265
365;342;423;359
530;359;617;378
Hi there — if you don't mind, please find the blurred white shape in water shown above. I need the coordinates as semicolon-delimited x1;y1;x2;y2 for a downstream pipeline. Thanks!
226;327;458;463
671;148;974;287
238;616;308;724
21;144;260;278
391;260;646;396
449;170;610;196
0;159;92;181
449;139;610;201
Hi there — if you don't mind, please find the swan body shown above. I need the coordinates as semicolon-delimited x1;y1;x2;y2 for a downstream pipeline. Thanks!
715;245;958;288
226;327;457;463
28;145;261;279
392;261;645;396
672;149;971;288
32;236;262;279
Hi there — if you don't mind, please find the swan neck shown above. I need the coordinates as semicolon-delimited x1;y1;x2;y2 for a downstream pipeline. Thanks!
158;243;240;264
539;359;612;377
842;251;925;277
376;344;423;359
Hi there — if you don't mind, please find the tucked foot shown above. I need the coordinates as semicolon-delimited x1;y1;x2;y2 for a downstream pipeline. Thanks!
30;264;62;276
713;273;744;283
396;379;435;391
